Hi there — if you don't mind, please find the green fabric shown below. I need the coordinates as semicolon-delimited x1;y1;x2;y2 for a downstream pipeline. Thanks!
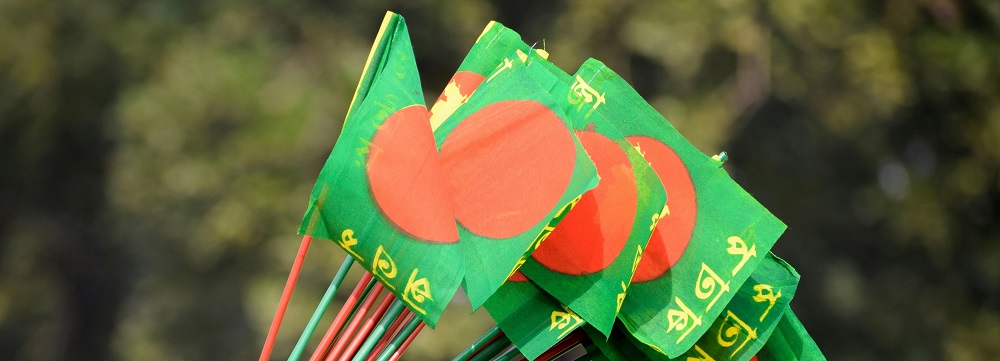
428;21;531;131
517;52;667;336
572;58;787;357
298;12;462;328
483;277;584;361
483;237;585;361
585;253;799;361
433;46;599;310
756;310;825;361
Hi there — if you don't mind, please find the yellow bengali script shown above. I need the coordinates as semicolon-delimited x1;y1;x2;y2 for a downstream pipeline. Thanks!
372;245;397;291
753;284;781;322
339;229;364;262
716;310;758;357
726;236;757;276
550;305;584;339
402;268;432;315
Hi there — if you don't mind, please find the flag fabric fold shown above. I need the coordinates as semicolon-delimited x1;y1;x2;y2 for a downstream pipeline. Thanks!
433;49;599;309
516;51;667;337
298;12;462;327
572;58;787;357
756;310;825;361
585;252;800;361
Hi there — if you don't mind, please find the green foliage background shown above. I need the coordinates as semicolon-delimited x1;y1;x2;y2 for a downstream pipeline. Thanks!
1;0;998;360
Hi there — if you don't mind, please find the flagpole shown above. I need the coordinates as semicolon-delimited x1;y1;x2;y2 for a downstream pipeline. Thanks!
373;315;423;361
534;330;584;361
348;300;406;361
465;336;512;361
491;347;522;361
365;310;413;361
260;236;321;361
321;284;388;361
386;320;424;361
297;272;374;361
451;326;502;361
288;256;359;360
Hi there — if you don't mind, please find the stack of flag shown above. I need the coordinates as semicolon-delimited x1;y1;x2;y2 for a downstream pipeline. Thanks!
258;12;824;361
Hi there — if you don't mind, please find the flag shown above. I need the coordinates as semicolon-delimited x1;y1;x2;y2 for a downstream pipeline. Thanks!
755;310;825;361
585;252;800;361
428;33;598;359
573;58;787;357
515;51;667;336
299;12;462;327
428;21;534;130
432;45;599;309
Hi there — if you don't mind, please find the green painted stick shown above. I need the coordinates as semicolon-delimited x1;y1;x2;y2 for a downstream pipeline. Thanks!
466;336;511;361
349;300;406;361
288;256;356;360
343;277;378;325
451;326;502;361
305;274;378;361
373;316;423;361
492;346;521;361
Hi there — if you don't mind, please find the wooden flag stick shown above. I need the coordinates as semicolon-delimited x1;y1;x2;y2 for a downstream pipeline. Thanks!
319;283;387;361
288;259;363;360
346;299;406;361
302;273;376;361
259;236;323;361
374;315;423;361
451;326;502;361
386;321;425;361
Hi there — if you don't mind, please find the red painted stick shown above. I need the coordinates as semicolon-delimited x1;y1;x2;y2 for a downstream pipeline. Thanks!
387;321;425;361
315;283;386;361
259;235;313;361
307;272;375;361
365;310;412;361
334;293;397;361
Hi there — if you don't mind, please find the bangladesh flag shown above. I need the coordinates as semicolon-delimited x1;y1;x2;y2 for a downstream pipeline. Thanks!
515;52;667;336
429;39;598;359
432;46;599;309
299;12;463;327
483;272;586;361
572;58;787;356
585;252;800;361
428;21;534;131
755;310;825;361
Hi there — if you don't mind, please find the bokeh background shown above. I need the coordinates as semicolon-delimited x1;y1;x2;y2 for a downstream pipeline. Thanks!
2;0;999;360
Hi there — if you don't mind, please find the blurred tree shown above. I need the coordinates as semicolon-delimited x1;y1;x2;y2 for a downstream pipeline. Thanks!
0;0;997;360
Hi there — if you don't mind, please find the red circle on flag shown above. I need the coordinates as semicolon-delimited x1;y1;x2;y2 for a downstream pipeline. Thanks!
441;100;576;239
429;71;485;120
532;131;638;275
508;270;529;282
368;105;460;243
626;136;697;282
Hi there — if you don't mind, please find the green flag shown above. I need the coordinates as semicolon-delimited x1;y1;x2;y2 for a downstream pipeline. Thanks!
428;21;534;130
484;272;586;360
299;12;462;327
515;52;667;336
756;310;825;361
572;58;787;357
431;41;598;359
433;45;599;309
585;253;800;361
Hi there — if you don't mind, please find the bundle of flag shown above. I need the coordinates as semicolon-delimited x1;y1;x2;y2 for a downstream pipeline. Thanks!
258;11;824;361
